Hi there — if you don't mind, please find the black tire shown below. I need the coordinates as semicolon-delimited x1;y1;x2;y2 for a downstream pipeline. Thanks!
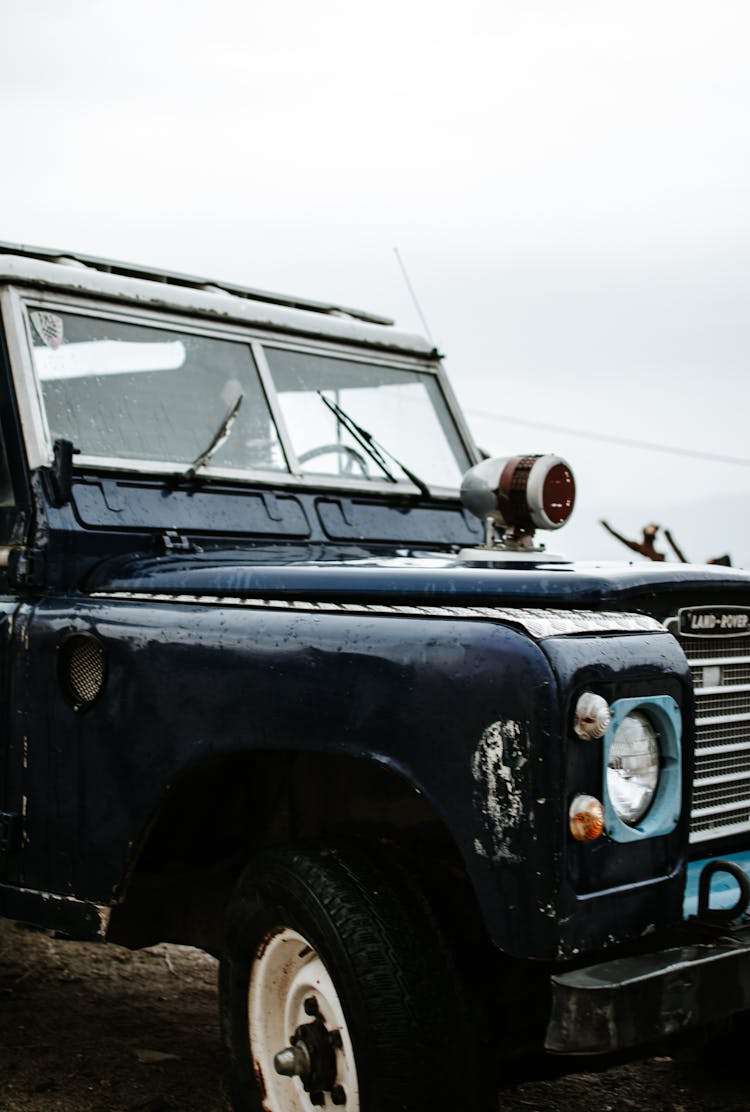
219;843;477;1112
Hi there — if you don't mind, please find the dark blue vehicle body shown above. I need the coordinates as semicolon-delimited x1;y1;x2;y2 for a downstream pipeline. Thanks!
2;243;750;1073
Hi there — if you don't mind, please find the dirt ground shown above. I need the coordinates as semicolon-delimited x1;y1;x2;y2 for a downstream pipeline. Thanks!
1;917;749;1112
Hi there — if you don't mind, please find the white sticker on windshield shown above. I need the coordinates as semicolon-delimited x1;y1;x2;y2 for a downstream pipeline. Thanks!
30;311;64;350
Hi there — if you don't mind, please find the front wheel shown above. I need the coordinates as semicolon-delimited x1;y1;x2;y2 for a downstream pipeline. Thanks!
219;844;474;1112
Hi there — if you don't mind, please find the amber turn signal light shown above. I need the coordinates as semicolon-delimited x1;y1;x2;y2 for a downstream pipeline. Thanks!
569;793;605;842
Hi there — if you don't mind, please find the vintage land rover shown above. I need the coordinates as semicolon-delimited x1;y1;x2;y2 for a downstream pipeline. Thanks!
1;242;750;1111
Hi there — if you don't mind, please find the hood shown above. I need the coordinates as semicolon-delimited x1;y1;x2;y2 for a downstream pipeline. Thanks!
84;547;750;618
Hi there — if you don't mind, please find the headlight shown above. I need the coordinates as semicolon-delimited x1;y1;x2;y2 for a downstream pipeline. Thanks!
606;710;660;826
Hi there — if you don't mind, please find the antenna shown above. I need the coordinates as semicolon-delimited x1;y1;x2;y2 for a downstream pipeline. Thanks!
393;247;434;342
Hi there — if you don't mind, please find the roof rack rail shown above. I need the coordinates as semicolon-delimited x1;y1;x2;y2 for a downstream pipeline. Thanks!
0;241;394;327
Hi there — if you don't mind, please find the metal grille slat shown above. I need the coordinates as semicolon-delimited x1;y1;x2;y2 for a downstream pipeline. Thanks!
696;711;750;727
692;812;750;841
696;688;750;717
695;764;750;785
691;664;750;691
696;721;750;747
695;753;750;783
694;664;750;689
695;741;750;757
682;639;750;661
692;780;750;810
698;683;750;696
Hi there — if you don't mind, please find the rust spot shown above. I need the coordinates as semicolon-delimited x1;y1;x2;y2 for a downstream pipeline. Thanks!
255;926;282;962
253;1058;268;1105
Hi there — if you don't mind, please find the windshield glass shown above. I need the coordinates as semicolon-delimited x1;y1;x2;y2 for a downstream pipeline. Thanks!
28;309;287;472
265;347;470;488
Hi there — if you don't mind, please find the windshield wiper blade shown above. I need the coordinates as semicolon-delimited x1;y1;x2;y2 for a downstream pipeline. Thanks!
182;393;244;481
317;392;432;498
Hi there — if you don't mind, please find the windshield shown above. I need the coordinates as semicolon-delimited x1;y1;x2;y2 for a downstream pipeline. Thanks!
265;347;470;488
26;306;471;489
28;309;286;472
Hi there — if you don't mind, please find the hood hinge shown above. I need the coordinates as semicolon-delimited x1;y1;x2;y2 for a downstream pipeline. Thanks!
158;529;202;555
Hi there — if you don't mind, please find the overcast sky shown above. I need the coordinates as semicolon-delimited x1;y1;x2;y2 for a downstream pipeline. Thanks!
2;1;749;564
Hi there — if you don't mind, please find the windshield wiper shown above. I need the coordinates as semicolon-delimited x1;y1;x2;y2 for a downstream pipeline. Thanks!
317;392;431;498
182;393;244;481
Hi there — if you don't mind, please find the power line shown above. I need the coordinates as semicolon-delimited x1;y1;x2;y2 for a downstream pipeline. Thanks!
464;408;750;468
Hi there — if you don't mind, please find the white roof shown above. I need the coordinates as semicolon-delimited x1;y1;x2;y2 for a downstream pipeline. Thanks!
0;242;437;358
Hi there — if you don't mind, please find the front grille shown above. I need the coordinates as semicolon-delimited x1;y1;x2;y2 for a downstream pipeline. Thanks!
671;626;750;843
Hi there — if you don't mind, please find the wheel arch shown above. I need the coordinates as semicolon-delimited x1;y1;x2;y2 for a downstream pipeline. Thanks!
107;746;484;954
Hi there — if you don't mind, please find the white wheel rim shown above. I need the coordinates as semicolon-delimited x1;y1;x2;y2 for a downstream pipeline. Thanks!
248;926;361;1112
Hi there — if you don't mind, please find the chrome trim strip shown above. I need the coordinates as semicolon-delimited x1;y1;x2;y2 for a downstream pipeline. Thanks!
87;592;664;640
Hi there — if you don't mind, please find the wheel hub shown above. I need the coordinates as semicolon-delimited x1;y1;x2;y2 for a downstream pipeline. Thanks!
274;998;347;1104
249;926;359;1110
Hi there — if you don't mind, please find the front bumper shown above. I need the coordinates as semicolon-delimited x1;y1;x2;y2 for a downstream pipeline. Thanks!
546;924;750;1054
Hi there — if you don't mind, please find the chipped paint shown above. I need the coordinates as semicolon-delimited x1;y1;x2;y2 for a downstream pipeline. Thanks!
471;720;529;862
10;888;111;939
95;904;112;937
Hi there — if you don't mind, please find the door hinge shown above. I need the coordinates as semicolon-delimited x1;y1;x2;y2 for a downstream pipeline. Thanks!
7;546;46;589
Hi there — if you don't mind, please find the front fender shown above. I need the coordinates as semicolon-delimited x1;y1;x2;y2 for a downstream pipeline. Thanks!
17;596;564;955
16;597;690;960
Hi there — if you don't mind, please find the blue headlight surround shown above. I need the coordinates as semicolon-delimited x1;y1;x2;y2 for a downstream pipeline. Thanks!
602;695;682;843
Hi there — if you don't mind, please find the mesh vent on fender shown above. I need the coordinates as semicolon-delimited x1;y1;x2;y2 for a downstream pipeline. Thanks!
58;633;106;709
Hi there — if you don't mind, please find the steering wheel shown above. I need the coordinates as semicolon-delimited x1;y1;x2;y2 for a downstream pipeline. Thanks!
298;443;370;476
